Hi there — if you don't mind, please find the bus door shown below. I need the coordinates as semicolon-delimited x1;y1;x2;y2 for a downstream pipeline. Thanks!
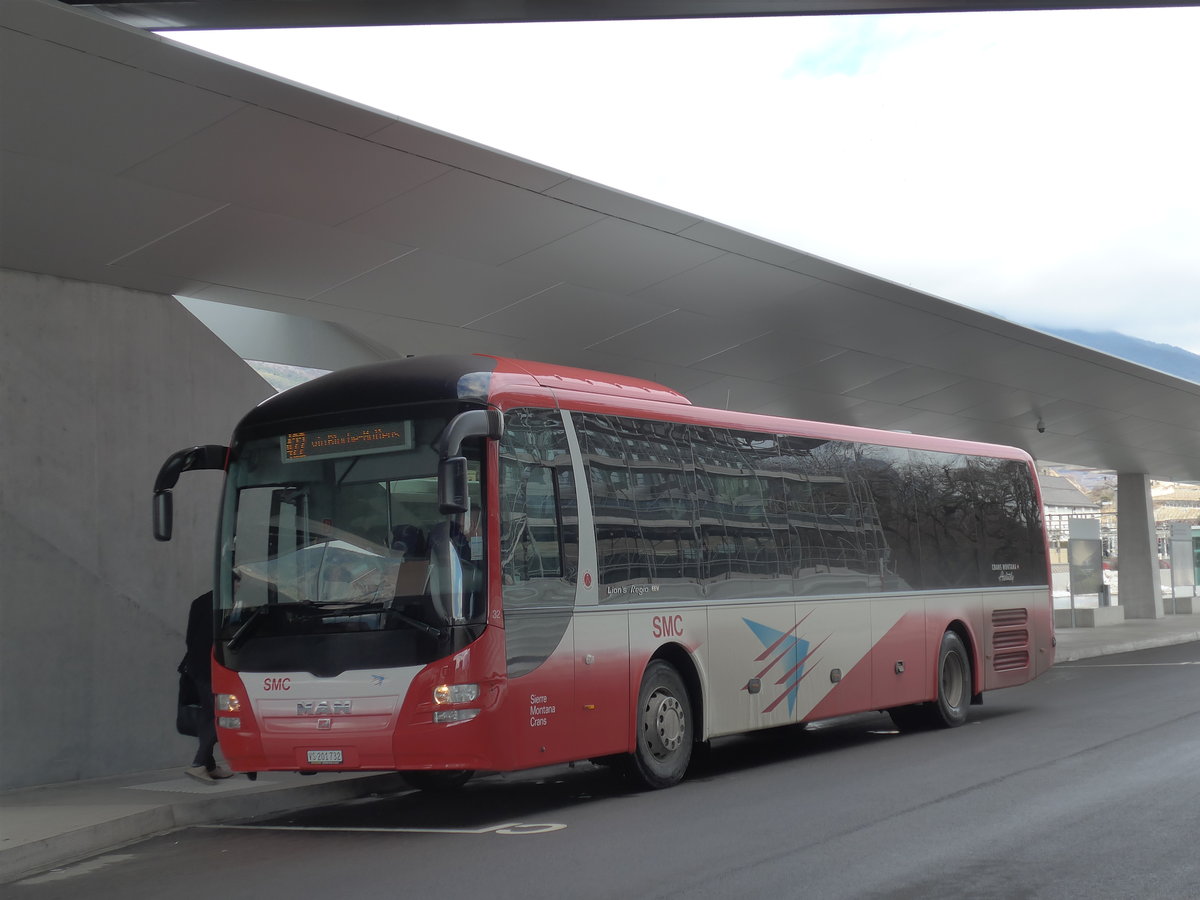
498;407;583;765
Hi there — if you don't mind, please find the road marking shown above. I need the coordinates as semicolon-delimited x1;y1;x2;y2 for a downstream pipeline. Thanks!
17;854;136;884
1064;661;1200;667
205;821;567;835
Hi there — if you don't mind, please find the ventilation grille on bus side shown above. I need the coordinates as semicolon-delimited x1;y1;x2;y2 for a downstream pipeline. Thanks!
992;608;1031;672
992;608;1028;628
993;629;1029;649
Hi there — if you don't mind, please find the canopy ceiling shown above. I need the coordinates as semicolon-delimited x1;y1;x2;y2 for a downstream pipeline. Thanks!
62;0;1200;30
4;0;1200;480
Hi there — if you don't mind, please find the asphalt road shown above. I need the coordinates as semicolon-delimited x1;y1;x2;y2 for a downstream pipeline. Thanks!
13;642;1200;899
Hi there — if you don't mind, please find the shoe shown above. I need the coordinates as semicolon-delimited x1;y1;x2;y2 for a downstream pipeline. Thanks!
208;765;234;779
185;766;215;784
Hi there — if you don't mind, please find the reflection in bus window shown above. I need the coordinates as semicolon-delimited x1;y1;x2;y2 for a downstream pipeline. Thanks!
498;407;577;676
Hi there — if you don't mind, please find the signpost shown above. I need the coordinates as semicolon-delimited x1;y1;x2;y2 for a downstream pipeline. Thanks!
1067;518;1104;628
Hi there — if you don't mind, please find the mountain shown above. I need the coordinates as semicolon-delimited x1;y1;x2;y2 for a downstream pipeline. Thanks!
247;359;330;392
1037;327;1200;385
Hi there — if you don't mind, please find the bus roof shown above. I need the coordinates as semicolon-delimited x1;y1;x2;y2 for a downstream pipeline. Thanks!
488;357;1037;465
241;354;1034;464
490;356;691;405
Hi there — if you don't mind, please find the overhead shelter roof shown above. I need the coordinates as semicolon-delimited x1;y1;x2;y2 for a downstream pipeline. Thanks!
4;0;1200;480
62;0;1200;30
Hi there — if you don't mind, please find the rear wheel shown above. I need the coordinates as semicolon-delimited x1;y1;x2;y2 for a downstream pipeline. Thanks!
931;630;970;728
627;660;693;789
888;630;972;731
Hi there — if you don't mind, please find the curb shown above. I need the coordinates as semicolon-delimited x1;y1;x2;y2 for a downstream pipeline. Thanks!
1055;630;1200;663
1;773;409;885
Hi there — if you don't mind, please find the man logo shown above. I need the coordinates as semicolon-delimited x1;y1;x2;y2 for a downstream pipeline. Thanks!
296;700;352;716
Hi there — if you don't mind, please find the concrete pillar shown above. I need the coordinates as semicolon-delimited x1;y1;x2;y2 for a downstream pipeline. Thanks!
0;268;274;789
1116;472;1163;619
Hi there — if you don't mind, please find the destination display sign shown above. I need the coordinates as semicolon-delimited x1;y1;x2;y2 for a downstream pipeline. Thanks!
282;422;414;462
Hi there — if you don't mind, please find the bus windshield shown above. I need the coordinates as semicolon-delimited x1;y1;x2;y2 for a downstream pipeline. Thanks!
216;414;485;667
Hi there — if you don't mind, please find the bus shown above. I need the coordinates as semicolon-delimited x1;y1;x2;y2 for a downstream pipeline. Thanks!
153;354;1054;790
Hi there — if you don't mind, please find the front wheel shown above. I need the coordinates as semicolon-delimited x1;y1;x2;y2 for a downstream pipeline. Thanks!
627;660;693;789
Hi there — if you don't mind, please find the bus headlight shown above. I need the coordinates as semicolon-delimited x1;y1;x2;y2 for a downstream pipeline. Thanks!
216;693;242;713
433;683;479;705
218;717;241;729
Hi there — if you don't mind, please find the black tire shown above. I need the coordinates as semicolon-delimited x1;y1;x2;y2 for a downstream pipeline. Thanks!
404;770;474;792
627;660;693;789
931;630;971;728
888;630;972;731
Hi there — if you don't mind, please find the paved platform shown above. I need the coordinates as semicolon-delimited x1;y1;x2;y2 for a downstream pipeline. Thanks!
4;612;1200;885
1053;609;1200;662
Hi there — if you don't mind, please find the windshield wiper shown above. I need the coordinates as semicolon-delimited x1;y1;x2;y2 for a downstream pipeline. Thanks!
227;606;265;651
305;601;445;638
389;610;444;638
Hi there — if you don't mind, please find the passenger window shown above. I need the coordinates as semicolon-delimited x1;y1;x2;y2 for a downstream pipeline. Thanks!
577;414;701;602
689;427;791;598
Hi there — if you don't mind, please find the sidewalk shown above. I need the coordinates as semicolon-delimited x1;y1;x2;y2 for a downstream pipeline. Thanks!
0;768;410;885
4;613;1200;885
1053;609;1200;662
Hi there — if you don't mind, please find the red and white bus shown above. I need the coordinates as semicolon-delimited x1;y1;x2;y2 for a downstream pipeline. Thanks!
154;354;1054;789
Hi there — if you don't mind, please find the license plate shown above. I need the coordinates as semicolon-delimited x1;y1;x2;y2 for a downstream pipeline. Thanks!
306;750;343;764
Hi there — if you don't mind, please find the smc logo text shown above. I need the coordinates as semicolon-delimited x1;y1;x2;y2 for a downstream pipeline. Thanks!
652;615;683;639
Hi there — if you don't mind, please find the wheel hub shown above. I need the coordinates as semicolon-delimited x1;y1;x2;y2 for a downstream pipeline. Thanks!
646;690;685;757
941;656;965;708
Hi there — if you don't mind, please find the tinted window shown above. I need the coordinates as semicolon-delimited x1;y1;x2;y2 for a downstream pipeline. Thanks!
577;415;701;602
691;428;791;599
856;444;917;592
574;414;1046;600
773;438;894;594
499;408;577;675
499;408;577;597
976;457;1047;586
908;451;1046;588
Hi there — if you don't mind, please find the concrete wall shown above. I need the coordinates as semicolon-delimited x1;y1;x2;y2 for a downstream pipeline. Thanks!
0;268;274;790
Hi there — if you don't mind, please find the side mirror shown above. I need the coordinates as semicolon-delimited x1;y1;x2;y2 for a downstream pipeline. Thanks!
151;444;227;542
153;490;174;542
438;456;469;516
434;409;502;516
434;409;504;458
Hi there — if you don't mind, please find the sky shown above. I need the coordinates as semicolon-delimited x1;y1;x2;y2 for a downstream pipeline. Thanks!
169;7;1200;355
